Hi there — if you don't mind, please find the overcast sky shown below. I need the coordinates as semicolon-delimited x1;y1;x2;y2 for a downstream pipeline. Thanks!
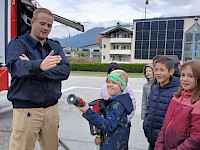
35;0;200;38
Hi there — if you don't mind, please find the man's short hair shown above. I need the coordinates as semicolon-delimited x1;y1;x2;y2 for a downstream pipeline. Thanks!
33;8;53;21
155;56;174;71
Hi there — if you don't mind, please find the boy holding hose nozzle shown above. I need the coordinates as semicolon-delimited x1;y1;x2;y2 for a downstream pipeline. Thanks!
77;70;133;150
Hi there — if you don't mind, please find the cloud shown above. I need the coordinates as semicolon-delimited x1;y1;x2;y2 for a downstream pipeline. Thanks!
36;0;200;23
36;0;200;38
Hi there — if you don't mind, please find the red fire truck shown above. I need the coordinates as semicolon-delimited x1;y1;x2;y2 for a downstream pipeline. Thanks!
0;0;84;92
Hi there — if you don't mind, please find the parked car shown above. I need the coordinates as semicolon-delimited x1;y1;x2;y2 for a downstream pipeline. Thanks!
164;55;180;77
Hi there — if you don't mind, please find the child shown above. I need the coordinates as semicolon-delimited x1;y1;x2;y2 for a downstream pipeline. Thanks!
152;55;162;68
78;70;133;150
141;64;154;120
143;56;180;150
100;62;136;122
155;59;200;149
151;55;162;88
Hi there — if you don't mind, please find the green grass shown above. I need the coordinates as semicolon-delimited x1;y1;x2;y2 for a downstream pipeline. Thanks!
70;71;144;78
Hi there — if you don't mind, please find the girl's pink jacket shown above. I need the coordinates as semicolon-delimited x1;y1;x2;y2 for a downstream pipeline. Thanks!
99;83;136;122
155;90;200;150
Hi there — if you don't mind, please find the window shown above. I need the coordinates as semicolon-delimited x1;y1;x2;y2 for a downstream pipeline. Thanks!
158;31;166;40
167;30;174;40
135;50;141;59
151;21;158;30
195;43;200;51
158;41;165;50
176;20;184;29
93;50;99;52
167;20;175;30
136;22;143;31
151;31;158;40
143;31;150;40
166;40;174;50
184;52;192;61
135;19;184;60
114;45;119;50
150;49;156;59
184;22;200;61
142;41;149;50
195;52;200;59
175;30;183;39
135;41;142;50
103;45;106;49
136;31;142;40
150;41;157;51
185;33;193;42
185;43;193;52
142;49;148;59
111;55;130;62
143;22;150;31
123;45;130;50
174;40;182;50
157;49;165;55
159;21;166;30
195;33;200;42
102;55;105;60
124;33;130;38
114;33;120;38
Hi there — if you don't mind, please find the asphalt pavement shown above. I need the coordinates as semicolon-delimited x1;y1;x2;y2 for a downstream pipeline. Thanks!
0;76;148;150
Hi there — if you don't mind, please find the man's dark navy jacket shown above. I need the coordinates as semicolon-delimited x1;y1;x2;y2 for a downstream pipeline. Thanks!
6;33;71;108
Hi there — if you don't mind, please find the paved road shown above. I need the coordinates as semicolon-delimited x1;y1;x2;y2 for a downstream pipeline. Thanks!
0;76;148;150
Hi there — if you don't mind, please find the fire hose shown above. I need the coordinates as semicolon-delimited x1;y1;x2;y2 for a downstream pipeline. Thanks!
67;94;108;149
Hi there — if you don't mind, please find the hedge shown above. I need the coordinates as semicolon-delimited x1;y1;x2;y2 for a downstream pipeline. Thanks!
71;63;147;73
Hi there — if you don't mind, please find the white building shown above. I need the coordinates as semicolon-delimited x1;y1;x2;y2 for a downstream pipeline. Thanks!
101;23;133;64
79;43;102;62
101;16;200;64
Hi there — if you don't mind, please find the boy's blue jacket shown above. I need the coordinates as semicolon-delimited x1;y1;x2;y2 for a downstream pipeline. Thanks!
143;76;180;142
6;33;71;108
83;93;133;150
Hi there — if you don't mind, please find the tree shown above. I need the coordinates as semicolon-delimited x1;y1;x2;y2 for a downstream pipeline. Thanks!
77;51;85;57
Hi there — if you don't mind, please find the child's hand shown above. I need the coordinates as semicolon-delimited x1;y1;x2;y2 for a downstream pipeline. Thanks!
78;100;89;113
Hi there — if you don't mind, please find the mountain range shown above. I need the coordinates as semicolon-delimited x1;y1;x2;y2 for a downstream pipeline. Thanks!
53;27;105;48
50;21;132;48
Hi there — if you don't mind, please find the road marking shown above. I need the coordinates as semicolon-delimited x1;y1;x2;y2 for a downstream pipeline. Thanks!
0;106;12;113
61;86;77;92
62;86;142;93
132;90;142;93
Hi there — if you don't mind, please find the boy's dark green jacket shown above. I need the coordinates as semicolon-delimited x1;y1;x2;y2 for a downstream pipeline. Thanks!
83;93;133;150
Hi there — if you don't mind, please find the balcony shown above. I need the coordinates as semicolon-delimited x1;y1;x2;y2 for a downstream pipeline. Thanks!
109;50;131;55
110;38;132;43
91;51;101;56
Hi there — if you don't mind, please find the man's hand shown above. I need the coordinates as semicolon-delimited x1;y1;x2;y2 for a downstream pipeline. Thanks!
19;54;30;61
40;50;62;71
78;100;89;113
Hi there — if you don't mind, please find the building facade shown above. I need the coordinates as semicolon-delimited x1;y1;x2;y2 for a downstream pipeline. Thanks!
101;16;200;64
101;23;133;64
79;43;102;62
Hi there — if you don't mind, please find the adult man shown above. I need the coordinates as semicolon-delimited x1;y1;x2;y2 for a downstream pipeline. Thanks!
6;8;71;150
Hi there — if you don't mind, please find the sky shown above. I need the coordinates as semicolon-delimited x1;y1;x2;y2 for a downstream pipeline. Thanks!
35;0;200;38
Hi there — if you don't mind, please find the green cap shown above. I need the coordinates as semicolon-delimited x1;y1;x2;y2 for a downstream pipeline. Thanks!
107;72;127;91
